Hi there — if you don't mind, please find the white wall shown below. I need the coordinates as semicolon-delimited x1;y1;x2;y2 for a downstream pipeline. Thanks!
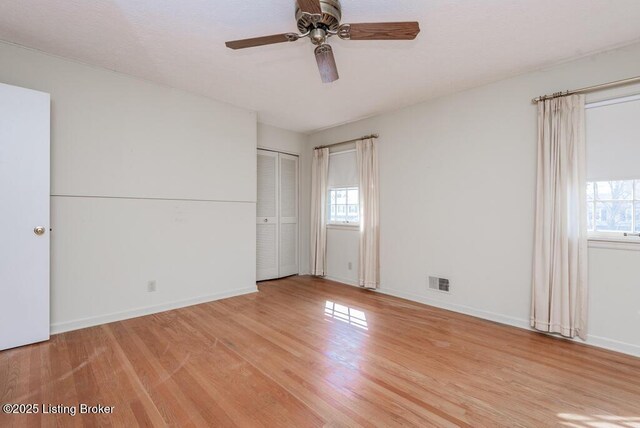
309;42;640;357
0;41;258;332
257;123;311;275
326;226;359;285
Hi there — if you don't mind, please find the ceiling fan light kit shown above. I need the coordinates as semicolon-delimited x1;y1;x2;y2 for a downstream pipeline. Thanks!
225;0;420;83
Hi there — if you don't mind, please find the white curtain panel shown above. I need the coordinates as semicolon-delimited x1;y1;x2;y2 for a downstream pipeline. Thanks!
310;148;329;276
356;138;380;289
531;95;588;340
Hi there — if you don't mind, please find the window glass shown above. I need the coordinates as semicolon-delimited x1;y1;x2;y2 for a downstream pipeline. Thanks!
594;181;632;200
594;201;633;232
587;179;639;237
586;182;594;201
328;187;359;224
587;202;594;231
347;204;359;223
347;188;359;205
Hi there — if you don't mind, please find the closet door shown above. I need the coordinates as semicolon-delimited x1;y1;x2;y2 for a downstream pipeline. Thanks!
256;150;279;281
279;153;299;277
0;83;50;350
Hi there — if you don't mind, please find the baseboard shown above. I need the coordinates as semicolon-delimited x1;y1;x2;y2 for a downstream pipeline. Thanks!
325;275;359;287
50;286;259;334
376;287;530;329
376;287;640;358
584;334;640;357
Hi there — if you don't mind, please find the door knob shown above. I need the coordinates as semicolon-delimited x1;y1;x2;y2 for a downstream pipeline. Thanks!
34;226;46;236
264;218;268;222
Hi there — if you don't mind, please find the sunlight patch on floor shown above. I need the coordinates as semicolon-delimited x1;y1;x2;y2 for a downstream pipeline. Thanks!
324;301;368;330
558;413;640;428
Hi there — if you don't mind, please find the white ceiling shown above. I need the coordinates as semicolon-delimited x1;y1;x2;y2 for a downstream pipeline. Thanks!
1;1;640;133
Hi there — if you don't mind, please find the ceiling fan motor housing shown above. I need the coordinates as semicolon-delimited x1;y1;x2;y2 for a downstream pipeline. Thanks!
295;0;342;33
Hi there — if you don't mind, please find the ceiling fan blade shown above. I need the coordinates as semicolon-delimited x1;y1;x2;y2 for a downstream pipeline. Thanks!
342;22;420;40
225;33;297;50
315;44;339;83
297;0;322;15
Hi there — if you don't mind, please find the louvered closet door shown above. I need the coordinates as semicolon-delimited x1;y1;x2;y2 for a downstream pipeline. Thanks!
279;153;299;277
257;150;279;281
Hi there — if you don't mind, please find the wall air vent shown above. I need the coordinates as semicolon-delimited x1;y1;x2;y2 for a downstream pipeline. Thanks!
429;276;450;293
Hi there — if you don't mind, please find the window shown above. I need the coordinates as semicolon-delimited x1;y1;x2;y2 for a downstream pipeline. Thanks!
585;94;640;242
327;149;359;226
328;187;359;225
587;179;640;239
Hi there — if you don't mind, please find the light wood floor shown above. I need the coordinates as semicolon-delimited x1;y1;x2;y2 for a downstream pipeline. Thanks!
1;276;639;427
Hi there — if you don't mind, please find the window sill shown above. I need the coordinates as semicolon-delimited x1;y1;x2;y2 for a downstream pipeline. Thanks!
588;237;640;251
326;223;360;231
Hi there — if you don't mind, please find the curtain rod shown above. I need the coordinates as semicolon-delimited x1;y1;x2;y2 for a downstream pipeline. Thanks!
314;134;379;150
531;75;640;103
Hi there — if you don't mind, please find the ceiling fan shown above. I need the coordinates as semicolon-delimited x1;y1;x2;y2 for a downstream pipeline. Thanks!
225;0;420;83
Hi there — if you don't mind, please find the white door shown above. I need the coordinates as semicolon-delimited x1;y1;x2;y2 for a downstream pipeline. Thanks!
278;153;299;277
0;83;50;351
256;150;279;281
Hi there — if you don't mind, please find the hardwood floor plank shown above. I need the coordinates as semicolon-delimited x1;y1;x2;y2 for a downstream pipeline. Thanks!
205;299;473;426
1;275;639;427
108;321;211;427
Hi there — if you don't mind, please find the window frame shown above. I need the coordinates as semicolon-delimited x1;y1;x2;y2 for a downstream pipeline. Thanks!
587;178;640;243
327;186;360;227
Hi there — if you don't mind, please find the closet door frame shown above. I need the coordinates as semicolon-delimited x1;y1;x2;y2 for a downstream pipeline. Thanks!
256;149;280;281
278;152;299;278
257;147;300;279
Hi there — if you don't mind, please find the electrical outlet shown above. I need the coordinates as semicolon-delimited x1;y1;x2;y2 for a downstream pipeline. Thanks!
348;262;353;270
147;280;156;292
